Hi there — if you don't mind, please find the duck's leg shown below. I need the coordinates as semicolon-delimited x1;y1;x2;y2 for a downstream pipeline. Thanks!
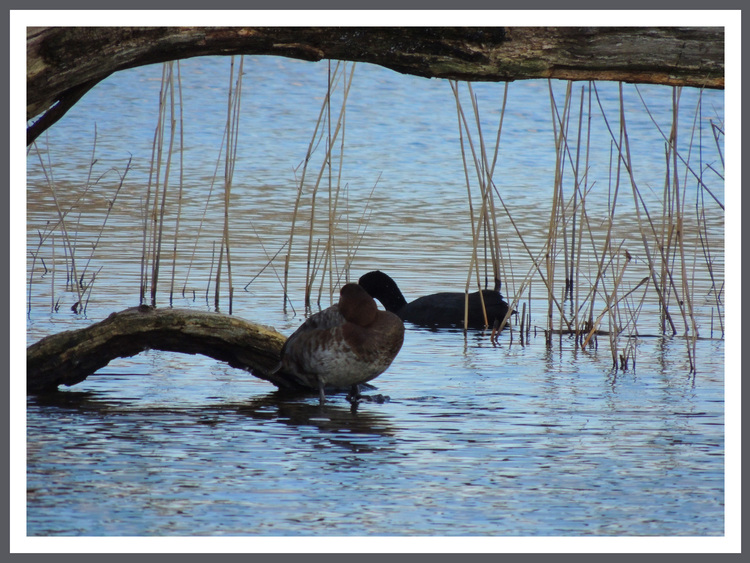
490;318;499;343
317;378;326;405
346;384;362;413
346;384;362;404
347;384;390;405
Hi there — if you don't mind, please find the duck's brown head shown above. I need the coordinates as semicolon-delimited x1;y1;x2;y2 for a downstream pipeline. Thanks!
338;283;378;327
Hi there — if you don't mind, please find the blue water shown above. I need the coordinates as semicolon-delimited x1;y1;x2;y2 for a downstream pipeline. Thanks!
24;55;726;538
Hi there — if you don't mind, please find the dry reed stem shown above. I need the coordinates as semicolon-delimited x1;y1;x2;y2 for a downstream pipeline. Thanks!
449;81;483;329
634;85;723;211
629;121;695;339
148;62;176;306
709;119;724;171
325;177;378;296
545;81;573;334
451;81;513;329
79;157;131;287
479;86;510;292
181;124;225;297
547;81;600;338
570;84;592;306
140;67;162;303
302;63;338;306
50;233;57;311
462;85;491;326
548;81;574;319
490;181;570;331
169;61;185;307
615;84;705;370
30;142;84;309
283;81;329;311
592;83;680;336
215;55;244;313
141;62;172;305
205;240;216;303
241;232;295;317
582;272;649;349
282;61;351;310
574;85;594;341
318;63;357;305
305;62;355;308
468;82;505;287
81;266;103;316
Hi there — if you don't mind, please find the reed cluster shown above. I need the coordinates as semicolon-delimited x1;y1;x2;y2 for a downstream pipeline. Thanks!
281;61;374;313
139;58;246;313
451;80;724;372
28;127;131;316
27;59;724;376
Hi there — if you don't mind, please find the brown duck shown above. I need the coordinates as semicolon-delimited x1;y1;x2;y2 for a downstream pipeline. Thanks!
275;283;405;405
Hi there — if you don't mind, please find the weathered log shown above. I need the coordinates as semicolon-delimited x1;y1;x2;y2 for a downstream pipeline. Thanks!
27;26;724;144
26;305;297;394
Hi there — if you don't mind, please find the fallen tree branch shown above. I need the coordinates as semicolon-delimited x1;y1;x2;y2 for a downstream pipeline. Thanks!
26;305;296;394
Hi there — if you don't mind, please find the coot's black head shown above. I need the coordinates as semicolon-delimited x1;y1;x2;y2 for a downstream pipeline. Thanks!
358;271;408;313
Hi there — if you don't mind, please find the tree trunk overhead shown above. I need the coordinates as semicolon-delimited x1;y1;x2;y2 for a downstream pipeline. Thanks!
27;26;724;144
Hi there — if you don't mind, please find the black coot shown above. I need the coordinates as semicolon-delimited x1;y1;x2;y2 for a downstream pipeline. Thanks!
358;270;513;329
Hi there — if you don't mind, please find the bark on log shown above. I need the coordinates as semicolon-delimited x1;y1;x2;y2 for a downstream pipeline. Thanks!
26;305;298;394
27;26;724;145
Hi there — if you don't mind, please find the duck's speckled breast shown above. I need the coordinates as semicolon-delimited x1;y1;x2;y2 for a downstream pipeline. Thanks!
279;307;404;390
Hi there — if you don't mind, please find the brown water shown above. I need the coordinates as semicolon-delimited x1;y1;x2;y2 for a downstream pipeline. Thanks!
23;56;726;538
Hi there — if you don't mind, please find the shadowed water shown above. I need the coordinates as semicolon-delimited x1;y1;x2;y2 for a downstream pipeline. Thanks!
24;55;725;537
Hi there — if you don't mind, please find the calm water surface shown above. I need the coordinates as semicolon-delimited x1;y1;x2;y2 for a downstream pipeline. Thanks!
24;56;725;537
